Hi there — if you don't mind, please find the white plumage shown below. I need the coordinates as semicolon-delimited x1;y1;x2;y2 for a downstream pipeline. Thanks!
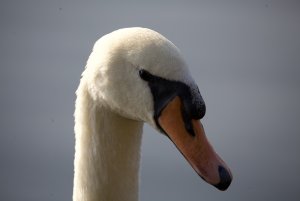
73;27;232;201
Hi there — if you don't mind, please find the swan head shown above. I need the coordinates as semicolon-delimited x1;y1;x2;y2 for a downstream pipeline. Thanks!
83;27;232;190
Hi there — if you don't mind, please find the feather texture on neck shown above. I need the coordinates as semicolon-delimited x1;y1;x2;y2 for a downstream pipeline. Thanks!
73;80;143;201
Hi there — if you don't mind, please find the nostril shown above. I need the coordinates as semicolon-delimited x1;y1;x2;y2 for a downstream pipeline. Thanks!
213;165;232;191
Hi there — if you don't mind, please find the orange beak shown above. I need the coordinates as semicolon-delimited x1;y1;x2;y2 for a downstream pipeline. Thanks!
158;96;232;190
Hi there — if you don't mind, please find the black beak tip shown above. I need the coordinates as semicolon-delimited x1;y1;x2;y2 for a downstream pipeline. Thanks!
213;165;232;191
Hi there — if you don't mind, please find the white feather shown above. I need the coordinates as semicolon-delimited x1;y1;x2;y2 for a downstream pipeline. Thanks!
73;27;197;201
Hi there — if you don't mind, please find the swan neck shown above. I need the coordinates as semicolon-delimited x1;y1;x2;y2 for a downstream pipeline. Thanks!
73;83;143;201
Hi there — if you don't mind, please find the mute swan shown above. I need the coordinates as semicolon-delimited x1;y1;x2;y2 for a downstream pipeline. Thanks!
73;27;232;201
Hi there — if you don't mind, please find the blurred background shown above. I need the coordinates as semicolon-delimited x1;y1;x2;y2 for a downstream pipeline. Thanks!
1;0;299;200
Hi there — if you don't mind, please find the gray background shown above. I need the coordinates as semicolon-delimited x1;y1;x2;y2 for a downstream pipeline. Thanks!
1;0;299;200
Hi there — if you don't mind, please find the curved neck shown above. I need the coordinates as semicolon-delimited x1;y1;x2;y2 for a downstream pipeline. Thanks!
73;82;143;201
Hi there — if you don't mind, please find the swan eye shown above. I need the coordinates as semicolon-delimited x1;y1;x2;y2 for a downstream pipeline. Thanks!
139;69;155;81
138;69;206;137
